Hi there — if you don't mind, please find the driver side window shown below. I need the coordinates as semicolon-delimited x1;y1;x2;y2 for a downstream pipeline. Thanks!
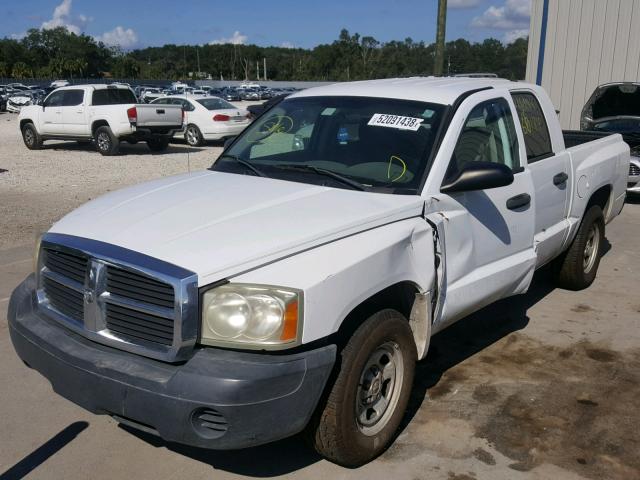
447;98;520;178
44;91;65;108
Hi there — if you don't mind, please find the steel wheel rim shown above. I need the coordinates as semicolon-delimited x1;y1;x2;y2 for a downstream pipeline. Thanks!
355;341;404;436
186;127;198;145
97;132;111;151
24;128;34;145
583;223;600;273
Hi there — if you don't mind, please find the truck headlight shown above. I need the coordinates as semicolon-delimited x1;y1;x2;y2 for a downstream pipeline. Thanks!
200;284;301;349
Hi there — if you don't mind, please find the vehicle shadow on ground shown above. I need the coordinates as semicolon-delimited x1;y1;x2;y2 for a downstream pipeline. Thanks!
41;141;206;156
119;425;322;476
401;265;561;432
625;194;640;205
170;138;225;148
0;421;89;480
401;234;615;429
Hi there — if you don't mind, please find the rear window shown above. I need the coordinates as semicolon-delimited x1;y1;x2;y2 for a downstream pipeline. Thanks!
197;98;236;110
91;88;137;106
511;92;553;162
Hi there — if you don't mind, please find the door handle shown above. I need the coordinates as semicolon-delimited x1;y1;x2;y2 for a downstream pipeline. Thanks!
553;172;568;185
506;193;531;210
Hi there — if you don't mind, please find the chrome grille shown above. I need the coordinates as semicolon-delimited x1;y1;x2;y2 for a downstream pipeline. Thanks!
43;248;88;284
105;303;174;345
104;265;175;346
37;234;198;362
106;267;174;309
630;163;640;176
42;275;84;322
41;248;88;323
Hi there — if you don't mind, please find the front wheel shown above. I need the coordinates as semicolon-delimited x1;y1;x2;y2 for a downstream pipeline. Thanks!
553;205;605;290
307;309;416;467
22;123;42;150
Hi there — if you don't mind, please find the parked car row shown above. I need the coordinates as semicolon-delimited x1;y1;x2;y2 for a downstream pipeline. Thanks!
132;82;301;103
0;83;56;112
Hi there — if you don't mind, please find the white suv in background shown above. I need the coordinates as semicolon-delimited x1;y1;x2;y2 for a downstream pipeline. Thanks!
152;95;251;146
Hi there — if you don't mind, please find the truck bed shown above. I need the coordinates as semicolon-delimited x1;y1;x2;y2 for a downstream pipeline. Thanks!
563;130;612;148
564;129;640;149
563;131;628;226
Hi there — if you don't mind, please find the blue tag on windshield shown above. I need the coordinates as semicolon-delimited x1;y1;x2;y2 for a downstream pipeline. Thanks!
337;126;349;144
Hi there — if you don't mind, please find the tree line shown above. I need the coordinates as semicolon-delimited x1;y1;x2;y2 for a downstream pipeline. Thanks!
0;27;528;82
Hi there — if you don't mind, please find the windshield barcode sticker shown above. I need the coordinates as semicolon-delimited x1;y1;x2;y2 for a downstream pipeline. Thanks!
368;114;423;131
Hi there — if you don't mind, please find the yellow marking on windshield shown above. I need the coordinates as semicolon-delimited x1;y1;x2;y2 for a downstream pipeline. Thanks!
388;155;407;182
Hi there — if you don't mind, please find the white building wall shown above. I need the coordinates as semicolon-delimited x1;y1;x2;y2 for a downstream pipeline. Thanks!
526;0;640;129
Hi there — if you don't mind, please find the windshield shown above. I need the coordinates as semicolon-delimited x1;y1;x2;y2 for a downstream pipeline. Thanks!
211;96;445;193
197;97;236;110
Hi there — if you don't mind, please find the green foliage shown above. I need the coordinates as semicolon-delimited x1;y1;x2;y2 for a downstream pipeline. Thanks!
0;27;528;81
11;61;33;79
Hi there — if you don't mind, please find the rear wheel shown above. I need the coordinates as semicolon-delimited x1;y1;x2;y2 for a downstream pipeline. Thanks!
185;124;204;147
307;309;416;467
94;126;119;156
147;138;170;152
553;205;605;290
22;123;42;150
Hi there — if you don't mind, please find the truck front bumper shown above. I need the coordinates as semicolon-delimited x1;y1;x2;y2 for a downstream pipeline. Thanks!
8;275;336;450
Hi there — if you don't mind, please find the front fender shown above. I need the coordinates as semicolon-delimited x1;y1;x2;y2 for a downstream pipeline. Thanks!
231;218;436;345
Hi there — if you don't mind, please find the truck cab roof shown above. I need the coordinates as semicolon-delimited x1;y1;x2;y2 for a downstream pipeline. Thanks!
291;76;515;105
53;84;133;91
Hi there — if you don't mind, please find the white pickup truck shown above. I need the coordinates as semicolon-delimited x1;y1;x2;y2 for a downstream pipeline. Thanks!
18;84;184;155
9;78;629;467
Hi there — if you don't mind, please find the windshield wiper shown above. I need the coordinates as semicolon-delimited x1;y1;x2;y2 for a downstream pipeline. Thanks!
273;164;366;191
216;154;266;177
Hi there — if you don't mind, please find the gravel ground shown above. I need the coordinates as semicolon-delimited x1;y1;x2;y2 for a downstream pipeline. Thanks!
0;108;249;249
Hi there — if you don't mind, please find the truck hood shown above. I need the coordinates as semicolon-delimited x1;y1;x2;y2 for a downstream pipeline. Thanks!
50;171;424;285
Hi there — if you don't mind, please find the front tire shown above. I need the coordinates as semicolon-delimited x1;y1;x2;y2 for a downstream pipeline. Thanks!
308;309;416;467
22;123;42;150
185;124;204;147
94;126;119;156
553;205;605;290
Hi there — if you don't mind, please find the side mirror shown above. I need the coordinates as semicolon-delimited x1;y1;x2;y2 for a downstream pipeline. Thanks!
223;136;237;149
441;161;514;194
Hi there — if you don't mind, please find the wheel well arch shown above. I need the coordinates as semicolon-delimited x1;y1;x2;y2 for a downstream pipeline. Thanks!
333;281;421;348
91;120;109;135
586;184;612;216
19;119;34;131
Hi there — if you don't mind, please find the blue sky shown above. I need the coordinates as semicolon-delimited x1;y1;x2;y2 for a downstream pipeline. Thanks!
2;0;532;49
